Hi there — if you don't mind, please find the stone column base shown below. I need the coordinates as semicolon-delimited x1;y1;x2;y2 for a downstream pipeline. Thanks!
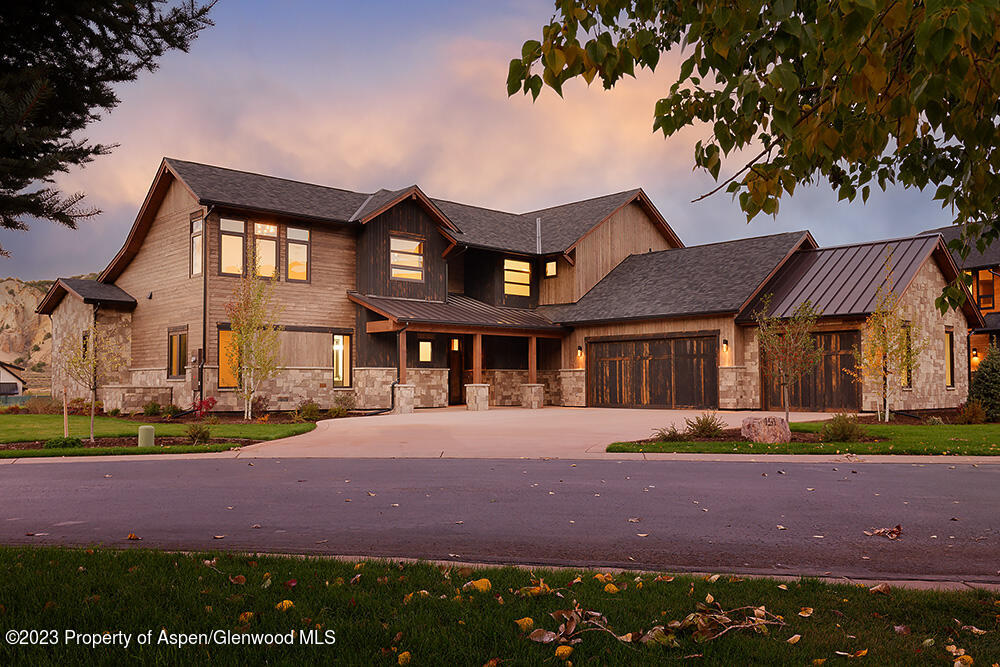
464;384;489;411
520;383;544;409
393;384;415;414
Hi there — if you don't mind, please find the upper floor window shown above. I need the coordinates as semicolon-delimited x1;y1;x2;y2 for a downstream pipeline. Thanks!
190;218;203;277
254;222;278;278
220;218;245;275
544;260;557;278
287;227;310;282
390;236;424;282
977;269;994;311
503;258;531;296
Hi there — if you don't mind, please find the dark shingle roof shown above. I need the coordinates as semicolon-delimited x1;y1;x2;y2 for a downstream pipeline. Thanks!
166;158;370;222
539;231;810;324
924;224;1000;269
36;278;136;314
350;187;414;222
976;312;1000;332
740;235;939;321
525;189;643;253
432;199;539;254
349;292;562;331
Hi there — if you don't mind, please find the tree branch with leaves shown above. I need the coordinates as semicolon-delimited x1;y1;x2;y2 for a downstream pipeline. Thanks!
755;296;824;424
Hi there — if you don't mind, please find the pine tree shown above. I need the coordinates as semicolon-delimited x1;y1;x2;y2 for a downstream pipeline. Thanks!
969;343;1000;422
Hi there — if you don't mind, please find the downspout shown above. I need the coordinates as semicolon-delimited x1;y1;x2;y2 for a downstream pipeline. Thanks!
200;204;214;404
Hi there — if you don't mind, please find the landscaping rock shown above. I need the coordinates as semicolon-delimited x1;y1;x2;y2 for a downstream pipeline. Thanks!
741;416;791;444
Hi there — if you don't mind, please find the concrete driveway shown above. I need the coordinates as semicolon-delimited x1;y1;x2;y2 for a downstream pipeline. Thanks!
240;406;830;459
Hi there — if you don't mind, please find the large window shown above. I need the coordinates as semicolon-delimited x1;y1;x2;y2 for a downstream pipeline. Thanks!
220;218;245;276
254;222;278;278
219;329;238;388
333;334;350;387
168;330;188;379
190;218;203;276
977;269;995;310
503;258;531;296
945;329;955;388
287;227;310;282
390;236;424;282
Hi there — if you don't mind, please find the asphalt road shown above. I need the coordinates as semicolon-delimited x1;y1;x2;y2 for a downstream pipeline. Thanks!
1;458;997;582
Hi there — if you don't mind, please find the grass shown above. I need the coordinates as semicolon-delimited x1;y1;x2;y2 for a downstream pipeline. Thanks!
607;422;1000;456
0;443;242;459
0;547;996;665
0;414;315;445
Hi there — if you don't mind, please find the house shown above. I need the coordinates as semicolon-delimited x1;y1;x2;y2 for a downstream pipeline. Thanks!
37;158;983;414
0;361;26;396
925;225;1000;376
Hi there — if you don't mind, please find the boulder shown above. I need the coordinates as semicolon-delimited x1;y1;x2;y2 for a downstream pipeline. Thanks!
741;416;791;444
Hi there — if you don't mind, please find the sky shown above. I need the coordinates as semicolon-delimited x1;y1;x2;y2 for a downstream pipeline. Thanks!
3;0;955;280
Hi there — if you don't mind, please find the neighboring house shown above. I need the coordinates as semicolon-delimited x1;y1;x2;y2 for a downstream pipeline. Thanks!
0;361;26;396
925;225;1000;377
37;158;982;414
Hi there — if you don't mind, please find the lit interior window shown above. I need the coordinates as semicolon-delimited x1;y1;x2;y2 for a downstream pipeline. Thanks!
220;218;245;275
390;236;424;282
504;258;531;296
333;334;350;387
419;340;432;362
545;260;557;277
254;223;278;278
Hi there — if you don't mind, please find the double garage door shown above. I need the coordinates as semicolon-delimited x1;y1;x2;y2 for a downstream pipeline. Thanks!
763;330;861;412
587;334;718;409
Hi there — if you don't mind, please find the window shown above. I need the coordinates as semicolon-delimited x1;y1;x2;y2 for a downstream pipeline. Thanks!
544;260;557;277
503;258;531;296
901;325;912;388
190;218;203;276
945;329;955;388
332;334;350;387
287;227;310;282
977;270;994;310
219;329;238;388
390;236;424;282
168;331;188;379
254;222;278;278
220;218;245;275
418;340;432;362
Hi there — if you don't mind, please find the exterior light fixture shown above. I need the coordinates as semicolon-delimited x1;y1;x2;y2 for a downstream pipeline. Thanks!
722;339;729;352
451;338;459;351
577;345;583;358
973;347;978;359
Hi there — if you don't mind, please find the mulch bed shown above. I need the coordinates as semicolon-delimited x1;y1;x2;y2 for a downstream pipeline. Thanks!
633;426;882;445
0;437;254;451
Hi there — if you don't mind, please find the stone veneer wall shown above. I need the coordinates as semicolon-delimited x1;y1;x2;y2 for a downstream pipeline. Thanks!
409;368;448;408
353;368;396;409
558;369;586;407
199;367;357;412
718;366;758;410
482;369;559;406
538;370;560;405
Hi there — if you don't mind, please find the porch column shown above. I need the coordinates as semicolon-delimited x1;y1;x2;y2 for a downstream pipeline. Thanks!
521;335;543;409
527;336;537;384
472;333;482;384
465;332;489;411
398;329;407;384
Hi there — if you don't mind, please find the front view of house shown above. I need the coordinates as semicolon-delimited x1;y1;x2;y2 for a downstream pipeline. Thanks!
37;158;983;414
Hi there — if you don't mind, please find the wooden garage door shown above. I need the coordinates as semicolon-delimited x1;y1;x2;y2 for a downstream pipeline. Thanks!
764;330;861;412
587;334;718;409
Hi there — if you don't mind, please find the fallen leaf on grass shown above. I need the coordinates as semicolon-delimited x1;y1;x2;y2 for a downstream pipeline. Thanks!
397;651;411;665
961;625;987;635
515;617;534;632
653;575;675;583
528;629;558;643
777;584;789;591
462;578;491;593
554;646;573;659
604;583;620;594
893;625;910;635
705;574;720;583
229;575;246;585
869;583;891;595
275;600;294;611
799;607;814;618
787;634;801;644
238;611;254;623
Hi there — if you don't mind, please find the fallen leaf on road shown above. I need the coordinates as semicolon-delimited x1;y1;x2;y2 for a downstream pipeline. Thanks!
627;517;640;523
865;525;902;540
777;525;787;530
250;524;261;529
127;533;141;541
637;533;649;538
213;535;225;540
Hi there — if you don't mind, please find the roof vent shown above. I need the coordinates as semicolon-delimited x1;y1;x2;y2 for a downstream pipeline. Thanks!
535;217;542;254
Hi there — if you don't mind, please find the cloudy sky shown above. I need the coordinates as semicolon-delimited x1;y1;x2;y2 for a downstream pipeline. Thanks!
4;0;954;280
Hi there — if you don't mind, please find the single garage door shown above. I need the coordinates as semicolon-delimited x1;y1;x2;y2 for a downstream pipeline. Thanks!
764;330;861;412
587;334;719;409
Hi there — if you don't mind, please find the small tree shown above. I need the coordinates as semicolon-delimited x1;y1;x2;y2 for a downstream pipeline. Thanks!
969;343;1000;422
756;296;824;424
58;319;127;443
848;256;924;422
224;248;284;420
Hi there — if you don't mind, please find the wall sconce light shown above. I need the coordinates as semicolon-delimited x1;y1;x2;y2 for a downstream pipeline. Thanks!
451;338;459;352
973;347;978;359
722;339;729;353
577;345;583;358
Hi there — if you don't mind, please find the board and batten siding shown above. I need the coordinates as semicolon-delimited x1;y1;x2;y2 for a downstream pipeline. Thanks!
113;177;204;371
539;202;679;306
204;210;357;367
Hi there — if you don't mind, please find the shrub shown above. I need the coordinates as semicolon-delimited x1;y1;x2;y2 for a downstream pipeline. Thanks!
107;407;121;417
819;413;868;442
162;404;182;419
684;412;726;438
297;400;322;422
44;436;83;449
651;424;685;442
955;400;986;425
969;343;1000;421
327;391;357;419
925;416;945;426
143;401;162;417
251;394;269;416
184;423;211;445
192;397;217;419
25;396;60;414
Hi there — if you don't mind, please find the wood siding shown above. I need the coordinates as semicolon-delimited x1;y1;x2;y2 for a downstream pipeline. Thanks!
763;331;861;412
540;202;679;305
463;249;540;308
587;333;719;409
113;177;204;370
356;199;448;301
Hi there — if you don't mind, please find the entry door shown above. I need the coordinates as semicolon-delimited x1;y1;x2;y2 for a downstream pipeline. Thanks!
448;338;464;405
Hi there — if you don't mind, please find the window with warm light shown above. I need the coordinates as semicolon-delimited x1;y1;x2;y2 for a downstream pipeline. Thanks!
901;325;913;388
390;236;424;282
333;334;350;387
220;218;245;275
286;227;310;281
254;222;278;278
504;258;531;296
545;260;557;277
219;330;238;388
944;329;955;387
977;269;995;310
451;338;459;352
190;218;203;276
419;340;432;362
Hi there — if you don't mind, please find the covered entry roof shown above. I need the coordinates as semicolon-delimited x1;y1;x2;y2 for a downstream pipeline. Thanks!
349;292;563;333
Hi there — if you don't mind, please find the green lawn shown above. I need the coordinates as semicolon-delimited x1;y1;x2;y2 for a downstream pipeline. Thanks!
0;547;995;665
0;414;315;445
608;422;1000;456
0;443;243;460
